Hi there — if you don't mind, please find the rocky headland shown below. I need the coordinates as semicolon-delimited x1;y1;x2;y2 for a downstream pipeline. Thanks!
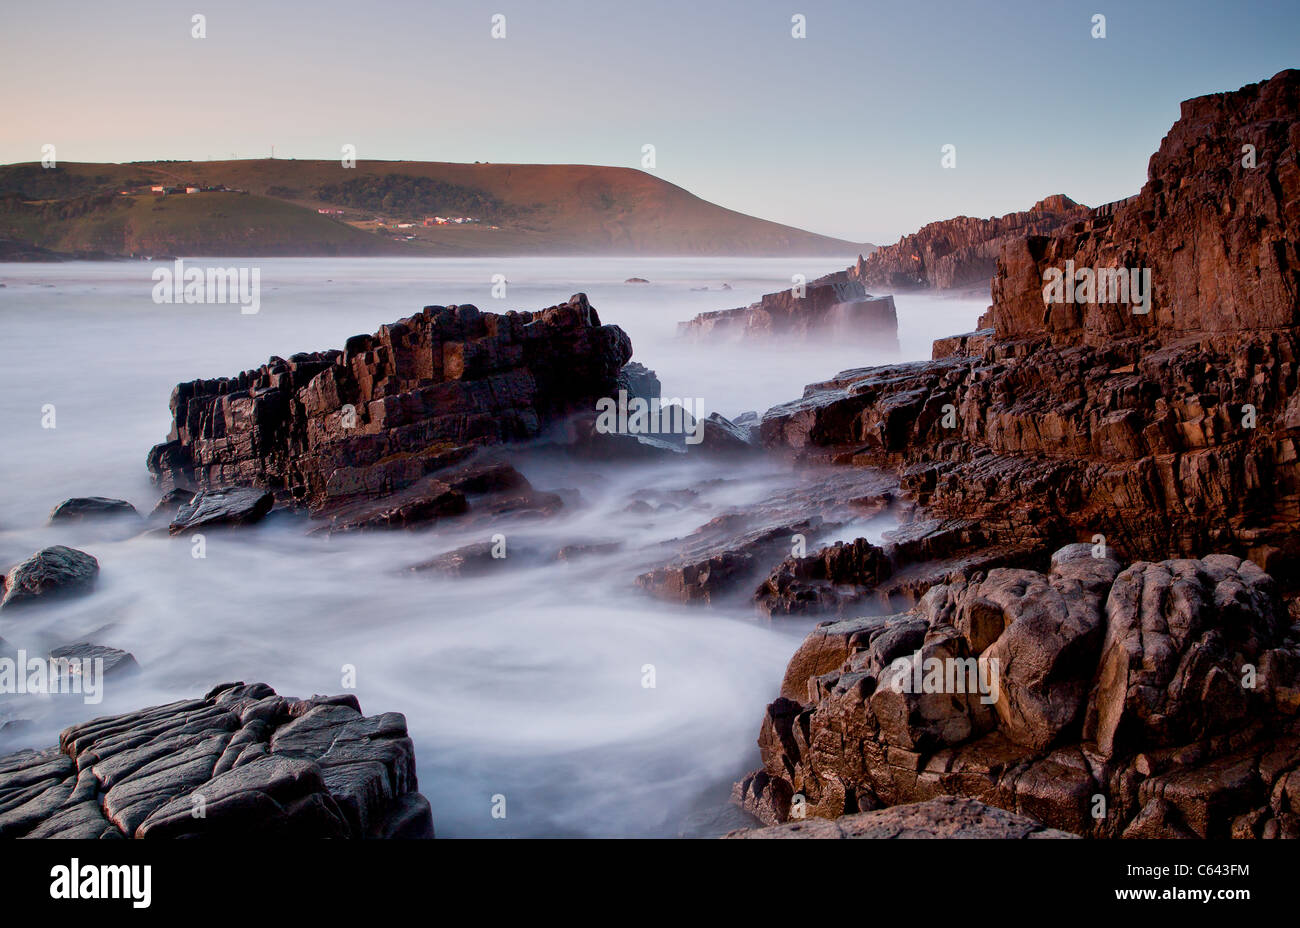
851;194;1093;292
734;69;1300;838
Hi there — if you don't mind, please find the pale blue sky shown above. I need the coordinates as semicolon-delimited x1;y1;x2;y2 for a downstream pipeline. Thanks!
2;0;1296;242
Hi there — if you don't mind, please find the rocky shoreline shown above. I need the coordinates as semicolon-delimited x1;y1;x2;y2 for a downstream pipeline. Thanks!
2;69;1297;840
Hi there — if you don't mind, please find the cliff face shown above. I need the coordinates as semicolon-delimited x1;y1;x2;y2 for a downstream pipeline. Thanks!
762;69;1300;583
147;294;632;509
741;70;1300;839
851;194;1091;291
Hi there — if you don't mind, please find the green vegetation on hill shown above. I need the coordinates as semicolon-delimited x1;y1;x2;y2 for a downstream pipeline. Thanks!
315;174;513;220
0;159;871;258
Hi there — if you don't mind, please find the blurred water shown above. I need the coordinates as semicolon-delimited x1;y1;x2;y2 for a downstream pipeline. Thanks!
0;257;986;836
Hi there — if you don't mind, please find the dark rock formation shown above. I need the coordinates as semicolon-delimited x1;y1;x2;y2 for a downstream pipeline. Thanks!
617;361;661;402
760;69;1300;590
697;413;757;455
851;194;1090;291
738;546;1300;838
0;682;434;838
725;795;1075;839
635;468;896;606
1;546;99;610
49;644;139;678
146;295;633;518
678;271;898;345
48;497;139;523
169;487;274;534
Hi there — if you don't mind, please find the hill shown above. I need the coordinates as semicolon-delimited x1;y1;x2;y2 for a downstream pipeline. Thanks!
0;160;870;259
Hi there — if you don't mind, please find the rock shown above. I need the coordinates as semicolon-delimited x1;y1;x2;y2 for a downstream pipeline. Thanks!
738;546;1300;837
48;643;140;678
678;271;898;346
149;487;195;521
1;546;99;610
635;468;896;606
0;682;434;838
697;413;756;455
624;277;649;284
759;70;1300;592
146;295;632;514
617;361;661;403
555;541;622;561
169;487;274;534
725;795;1077;839
755;537;893;618
851;194;1089;292
409;541;511;577
48;497;139;523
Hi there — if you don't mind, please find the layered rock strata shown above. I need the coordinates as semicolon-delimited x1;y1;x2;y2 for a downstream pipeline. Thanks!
0;682;434;838
147;294;633;514
678;272;898;345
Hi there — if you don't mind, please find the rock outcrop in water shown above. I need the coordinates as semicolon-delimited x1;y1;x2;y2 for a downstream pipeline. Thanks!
737;70;1300;838
1;546;99;611
0;682;434;838
146;294;632;521
738;545;1300;838
761;69;1300;595
851;194;1091;292
678;271;898;346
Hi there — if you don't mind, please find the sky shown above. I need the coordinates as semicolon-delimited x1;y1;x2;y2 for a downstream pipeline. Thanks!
2;0;1297;244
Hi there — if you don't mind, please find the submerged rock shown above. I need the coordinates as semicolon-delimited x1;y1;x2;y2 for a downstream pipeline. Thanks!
0;682;434;838
1;546;99;610
48;497;139;523
48;643;139;678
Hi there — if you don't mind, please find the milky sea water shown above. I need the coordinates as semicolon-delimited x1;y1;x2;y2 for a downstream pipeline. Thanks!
0;256;987;836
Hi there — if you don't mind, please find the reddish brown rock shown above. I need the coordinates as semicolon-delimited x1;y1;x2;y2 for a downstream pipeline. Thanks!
146;295;633;516
761;70;1300;589
738;546;1300;838
852;194;1090;292
678;271;897;345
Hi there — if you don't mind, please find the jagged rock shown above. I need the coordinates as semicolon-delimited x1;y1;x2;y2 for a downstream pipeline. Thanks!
756;537;893;618
168;487;274;535
48;497;139;523
725;795;1076;839
146;295;633;515
679;271;898;345
697;413;756;455
1;546;99;610
852;195;1090;291
635;468;896;606
0;682;434;838
760;70;1300;589
738;546;1300;838
617;361;661;402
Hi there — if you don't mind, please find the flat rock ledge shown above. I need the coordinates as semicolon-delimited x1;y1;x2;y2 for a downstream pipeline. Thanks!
725;796;1076;839
0;682;434;839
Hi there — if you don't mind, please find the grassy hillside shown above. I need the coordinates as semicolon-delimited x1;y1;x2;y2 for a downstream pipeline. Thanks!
0;160;870;258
